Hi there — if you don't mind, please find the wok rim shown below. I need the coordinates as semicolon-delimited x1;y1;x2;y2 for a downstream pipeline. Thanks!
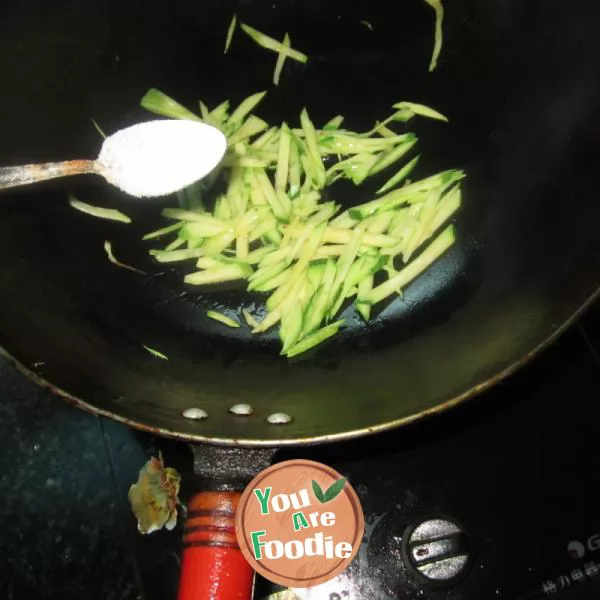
0;284;597;449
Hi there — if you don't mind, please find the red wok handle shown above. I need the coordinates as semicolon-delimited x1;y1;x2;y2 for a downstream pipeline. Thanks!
177;491;254;600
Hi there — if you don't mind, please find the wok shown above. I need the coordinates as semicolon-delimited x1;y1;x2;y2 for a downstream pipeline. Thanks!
1;0;600;598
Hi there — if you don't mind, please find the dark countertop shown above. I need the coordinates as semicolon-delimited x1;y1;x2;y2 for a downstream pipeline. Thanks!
0;360;186;600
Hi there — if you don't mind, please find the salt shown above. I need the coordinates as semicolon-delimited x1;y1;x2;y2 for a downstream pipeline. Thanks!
96;119;227;198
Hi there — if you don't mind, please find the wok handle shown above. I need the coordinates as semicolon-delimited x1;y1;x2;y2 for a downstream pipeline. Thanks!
178;490;254;600
0;160;98;191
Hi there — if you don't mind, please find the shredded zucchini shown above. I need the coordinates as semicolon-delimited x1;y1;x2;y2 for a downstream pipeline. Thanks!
240;24;308;64
285;320;345;358
91;118;107;139
142;222;184;240
72;12;463;359
206;310;241;328
378;155;421;195
69;197;131;223
66;6;463;357
393;101;448;122
104;241;144;274
229;91;268;128
137;90;463;355
359;225;455;306
274;33;291;86
242;308;260;328
139;88;202;122
143;345;169;360
185;262;252;285
423;0;444;72
225;14;237;54
74;83;466;358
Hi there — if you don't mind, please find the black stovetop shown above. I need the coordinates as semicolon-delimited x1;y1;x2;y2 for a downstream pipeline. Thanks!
2;302;600;600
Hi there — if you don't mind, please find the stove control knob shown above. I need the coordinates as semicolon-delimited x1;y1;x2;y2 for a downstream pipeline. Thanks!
402;518;471;584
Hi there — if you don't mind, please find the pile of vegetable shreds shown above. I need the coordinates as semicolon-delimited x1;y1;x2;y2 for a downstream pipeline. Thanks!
74;11;457;359
138;86;464;358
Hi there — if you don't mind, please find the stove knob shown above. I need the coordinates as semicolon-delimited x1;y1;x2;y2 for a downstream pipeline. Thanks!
402;517;471;585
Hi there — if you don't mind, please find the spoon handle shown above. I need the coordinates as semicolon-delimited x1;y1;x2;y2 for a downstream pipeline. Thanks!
0;160;98;190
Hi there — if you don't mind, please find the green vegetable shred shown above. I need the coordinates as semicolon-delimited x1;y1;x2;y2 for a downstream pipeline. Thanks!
423;0;444;72
206;310;241;328
143;345;169;360
240;24;308;63
69;197;131;224
225;14;237;53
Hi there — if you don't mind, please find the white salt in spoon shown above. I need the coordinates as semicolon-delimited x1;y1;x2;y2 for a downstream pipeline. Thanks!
0;119;228;198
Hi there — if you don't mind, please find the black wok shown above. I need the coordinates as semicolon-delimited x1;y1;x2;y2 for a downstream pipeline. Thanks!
1;0;600;597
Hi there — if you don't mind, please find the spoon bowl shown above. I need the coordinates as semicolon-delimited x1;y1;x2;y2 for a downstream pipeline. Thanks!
0;119;228;198
97;120;228;198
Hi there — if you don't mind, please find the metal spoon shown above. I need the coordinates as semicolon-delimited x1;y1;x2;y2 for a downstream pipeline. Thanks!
0;119;228;198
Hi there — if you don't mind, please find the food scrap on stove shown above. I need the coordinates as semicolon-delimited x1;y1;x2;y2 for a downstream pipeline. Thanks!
128;452;182;535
